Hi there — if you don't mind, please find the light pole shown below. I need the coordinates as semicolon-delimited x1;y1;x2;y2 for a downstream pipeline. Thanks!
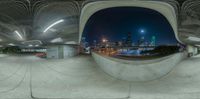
102;38;109;55
102;38;108;43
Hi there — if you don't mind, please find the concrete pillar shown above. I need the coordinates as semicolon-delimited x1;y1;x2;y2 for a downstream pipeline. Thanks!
187;45;198;57
63;45;79;58
46;45;79;59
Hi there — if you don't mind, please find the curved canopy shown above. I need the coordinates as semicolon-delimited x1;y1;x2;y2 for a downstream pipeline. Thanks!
0;0;200;47
79;0;180;43
0;0;80;47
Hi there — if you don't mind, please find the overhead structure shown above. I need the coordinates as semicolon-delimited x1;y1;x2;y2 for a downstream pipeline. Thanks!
0;0;80;47
0;0;199;47
179;0;200;45
79;0;180;43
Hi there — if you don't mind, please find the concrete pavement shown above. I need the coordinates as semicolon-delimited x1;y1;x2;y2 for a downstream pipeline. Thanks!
0;54;200;98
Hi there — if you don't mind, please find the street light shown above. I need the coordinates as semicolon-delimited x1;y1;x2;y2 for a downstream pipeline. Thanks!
102;38;107;43
43;19;64;33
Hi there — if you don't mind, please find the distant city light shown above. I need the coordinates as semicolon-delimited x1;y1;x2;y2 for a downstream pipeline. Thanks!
43;19;64;33
14;31;23;40
102;38;108;43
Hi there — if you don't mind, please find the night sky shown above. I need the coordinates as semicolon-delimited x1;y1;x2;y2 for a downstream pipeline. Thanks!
82;7;179;46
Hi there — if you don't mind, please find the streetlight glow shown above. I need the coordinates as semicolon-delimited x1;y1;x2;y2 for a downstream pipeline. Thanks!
43;19;64;33
102;38;107;43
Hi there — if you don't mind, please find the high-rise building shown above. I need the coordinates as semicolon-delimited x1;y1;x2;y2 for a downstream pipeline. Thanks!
125;32;132;47
139;36;145;46
93;40;97;48
81;37;89;48
150;36;156;46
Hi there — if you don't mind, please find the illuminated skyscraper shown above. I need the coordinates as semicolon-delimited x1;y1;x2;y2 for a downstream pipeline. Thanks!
81;37;89;48
139;36;145;46
150;36;156;46
125;32;132;47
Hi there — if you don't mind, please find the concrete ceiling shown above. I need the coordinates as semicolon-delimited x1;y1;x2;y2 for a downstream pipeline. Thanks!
0;0;199;47
0;0;80;47
179;0;200;45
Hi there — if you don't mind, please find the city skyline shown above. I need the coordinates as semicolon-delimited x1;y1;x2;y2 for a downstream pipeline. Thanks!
82;7;179;46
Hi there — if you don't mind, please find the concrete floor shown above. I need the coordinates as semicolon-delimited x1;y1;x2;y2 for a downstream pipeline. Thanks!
0;54;200;99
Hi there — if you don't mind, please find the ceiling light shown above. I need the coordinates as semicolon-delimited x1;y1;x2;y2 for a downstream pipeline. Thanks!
50;37;63;43
8;43;15;46
22;40;43;45
187;36;200;42
195;45;200;47
65;41;77;44
43;19;64;33
29;44;33;47
14;31;23;40
35;45;39;47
